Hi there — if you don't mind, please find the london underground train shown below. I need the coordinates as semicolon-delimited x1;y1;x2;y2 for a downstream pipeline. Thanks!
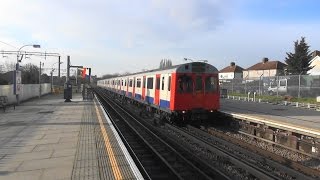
97;62;220;123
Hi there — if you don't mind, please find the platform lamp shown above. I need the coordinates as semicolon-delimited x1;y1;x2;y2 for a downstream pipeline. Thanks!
15;44;41;105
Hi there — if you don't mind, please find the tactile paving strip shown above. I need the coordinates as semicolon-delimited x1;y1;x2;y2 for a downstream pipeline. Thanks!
71;102;100;180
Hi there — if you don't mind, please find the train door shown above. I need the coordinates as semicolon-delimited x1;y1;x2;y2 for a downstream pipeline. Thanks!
133;77;136;98
126;78;129;96
155;74;160;105
142;76;146;101
146;76;154;104
159;74;170;109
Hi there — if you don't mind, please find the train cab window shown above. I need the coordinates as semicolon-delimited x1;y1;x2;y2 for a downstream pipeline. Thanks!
195;76;203;91
168;76;171;91
161;77;165;90
205;76;216;92
147;77;153;89
137;79;141;88
156;77;160;90
143;77;146;88
178;75;193;93
129;80;133;87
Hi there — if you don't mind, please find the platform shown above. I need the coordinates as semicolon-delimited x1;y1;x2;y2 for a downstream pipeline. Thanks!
0;94;143;180
220;98;320;138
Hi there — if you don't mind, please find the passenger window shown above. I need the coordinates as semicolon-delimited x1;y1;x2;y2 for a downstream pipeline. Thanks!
137;79;141;88
280;80;286;86
195;76;202;91
205;76;216;92
143;77;146;88
168;76;171;91
156;77;160;90
129;80;133;87
161;77;165;90
125;80;126;86
147;77;153;89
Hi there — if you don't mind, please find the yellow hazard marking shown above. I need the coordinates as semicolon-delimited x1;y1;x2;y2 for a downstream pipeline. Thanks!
94;101;123;180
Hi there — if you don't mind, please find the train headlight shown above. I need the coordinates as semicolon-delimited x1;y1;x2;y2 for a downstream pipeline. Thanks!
210;110;214;112
182;110;186;114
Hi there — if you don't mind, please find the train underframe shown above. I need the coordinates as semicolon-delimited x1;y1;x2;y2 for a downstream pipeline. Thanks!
102;88;217;124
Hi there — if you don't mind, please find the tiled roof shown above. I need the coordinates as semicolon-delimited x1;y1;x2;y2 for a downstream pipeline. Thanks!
245;61;287;71
219;65;244;73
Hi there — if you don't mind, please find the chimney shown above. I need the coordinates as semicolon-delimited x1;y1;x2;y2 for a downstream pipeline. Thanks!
312;50;320;58
230;62;235;66
262;57;269;64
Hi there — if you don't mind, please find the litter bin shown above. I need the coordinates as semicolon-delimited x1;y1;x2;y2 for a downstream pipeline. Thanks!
64;83;72;102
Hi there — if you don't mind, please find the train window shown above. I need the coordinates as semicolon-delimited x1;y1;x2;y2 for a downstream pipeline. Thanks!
143;77;146;88
156;77;160;90
178;75;193;93
161;77;165;90
129;80;133;87
147;77;153;89
205;76;216;92
124;80;126;86
168;76;171;91
137;78;141;88
121;80;123;86
195;76;203;91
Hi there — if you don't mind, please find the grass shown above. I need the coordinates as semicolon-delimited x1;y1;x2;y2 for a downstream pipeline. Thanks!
228;92;320;104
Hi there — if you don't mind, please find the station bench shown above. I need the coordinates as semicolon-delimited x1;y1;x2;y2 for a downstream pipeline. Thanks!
0;96;8;112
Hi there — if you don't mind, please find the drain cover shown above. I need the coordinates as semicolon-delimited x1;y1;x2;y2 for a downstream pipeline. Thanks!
272;108;286;111
38;111;54;114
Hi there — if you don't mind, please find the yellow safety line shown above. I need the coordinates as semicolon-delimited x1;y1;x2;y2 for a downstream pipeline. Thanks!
94;101;123;180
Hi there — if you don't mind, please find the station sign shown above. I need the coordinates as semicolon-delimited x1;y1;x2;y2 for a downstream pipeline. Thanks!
14;70;22;95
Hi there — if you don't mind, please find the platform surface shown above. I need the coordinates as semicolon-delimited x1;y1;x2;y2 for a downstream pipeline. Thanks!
0;94;142;180
220;98;320;136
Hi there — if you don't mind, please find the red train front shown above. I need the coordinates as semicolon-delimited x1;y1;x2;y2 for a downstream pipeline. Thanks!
170;62;220;121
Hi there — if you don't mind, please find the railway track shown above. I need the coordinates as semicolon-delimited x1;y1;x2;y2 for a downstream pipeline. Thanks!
95;88;318;179
95;88;227;179
176;125;317;179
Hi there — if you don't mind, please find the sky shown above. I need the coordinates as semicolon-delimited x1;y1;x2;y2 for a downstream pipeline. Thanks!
0;0;320;77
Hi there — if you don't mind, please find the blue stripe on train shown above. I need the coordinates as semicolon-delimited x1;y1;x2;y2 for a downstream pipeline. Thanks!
128;92;132;97
135;93;141;100
159;99;170;108
145;96;154;104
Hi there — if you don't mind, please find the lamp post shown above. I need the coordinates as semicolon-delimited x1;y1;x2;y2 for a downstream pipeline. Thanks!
16;44;41;105
39;61;44;98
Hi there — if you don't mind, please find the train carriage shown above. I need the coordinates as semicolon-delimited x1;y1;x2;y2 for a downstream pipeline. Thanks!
97;62;220;122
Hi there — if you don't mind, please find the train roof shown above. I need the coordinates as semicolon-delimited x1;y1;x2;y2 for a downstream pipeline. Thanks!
100;62;219;80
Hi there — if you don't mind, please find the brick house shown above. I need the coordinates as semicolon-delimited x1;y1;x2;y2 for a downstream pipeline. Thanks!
219;62;244;82
308;50;320;75
243;58;287;79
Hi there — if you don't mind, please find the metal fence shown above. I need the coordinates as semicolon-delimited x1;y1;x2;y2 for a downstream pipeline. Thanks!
220;75;320;98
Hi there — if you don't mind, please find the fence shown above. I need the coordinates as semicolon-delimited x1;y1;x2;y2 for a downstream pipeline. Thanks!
220;75;320;98
0;83;51;104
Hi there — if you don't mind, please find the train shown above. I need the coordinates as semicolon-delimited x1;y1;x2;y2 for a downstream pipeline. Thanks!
97;62;220;123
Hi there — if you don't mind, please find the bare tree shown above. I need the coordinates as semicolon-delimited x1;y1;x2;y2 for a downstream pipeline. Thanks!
159;59;173;69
